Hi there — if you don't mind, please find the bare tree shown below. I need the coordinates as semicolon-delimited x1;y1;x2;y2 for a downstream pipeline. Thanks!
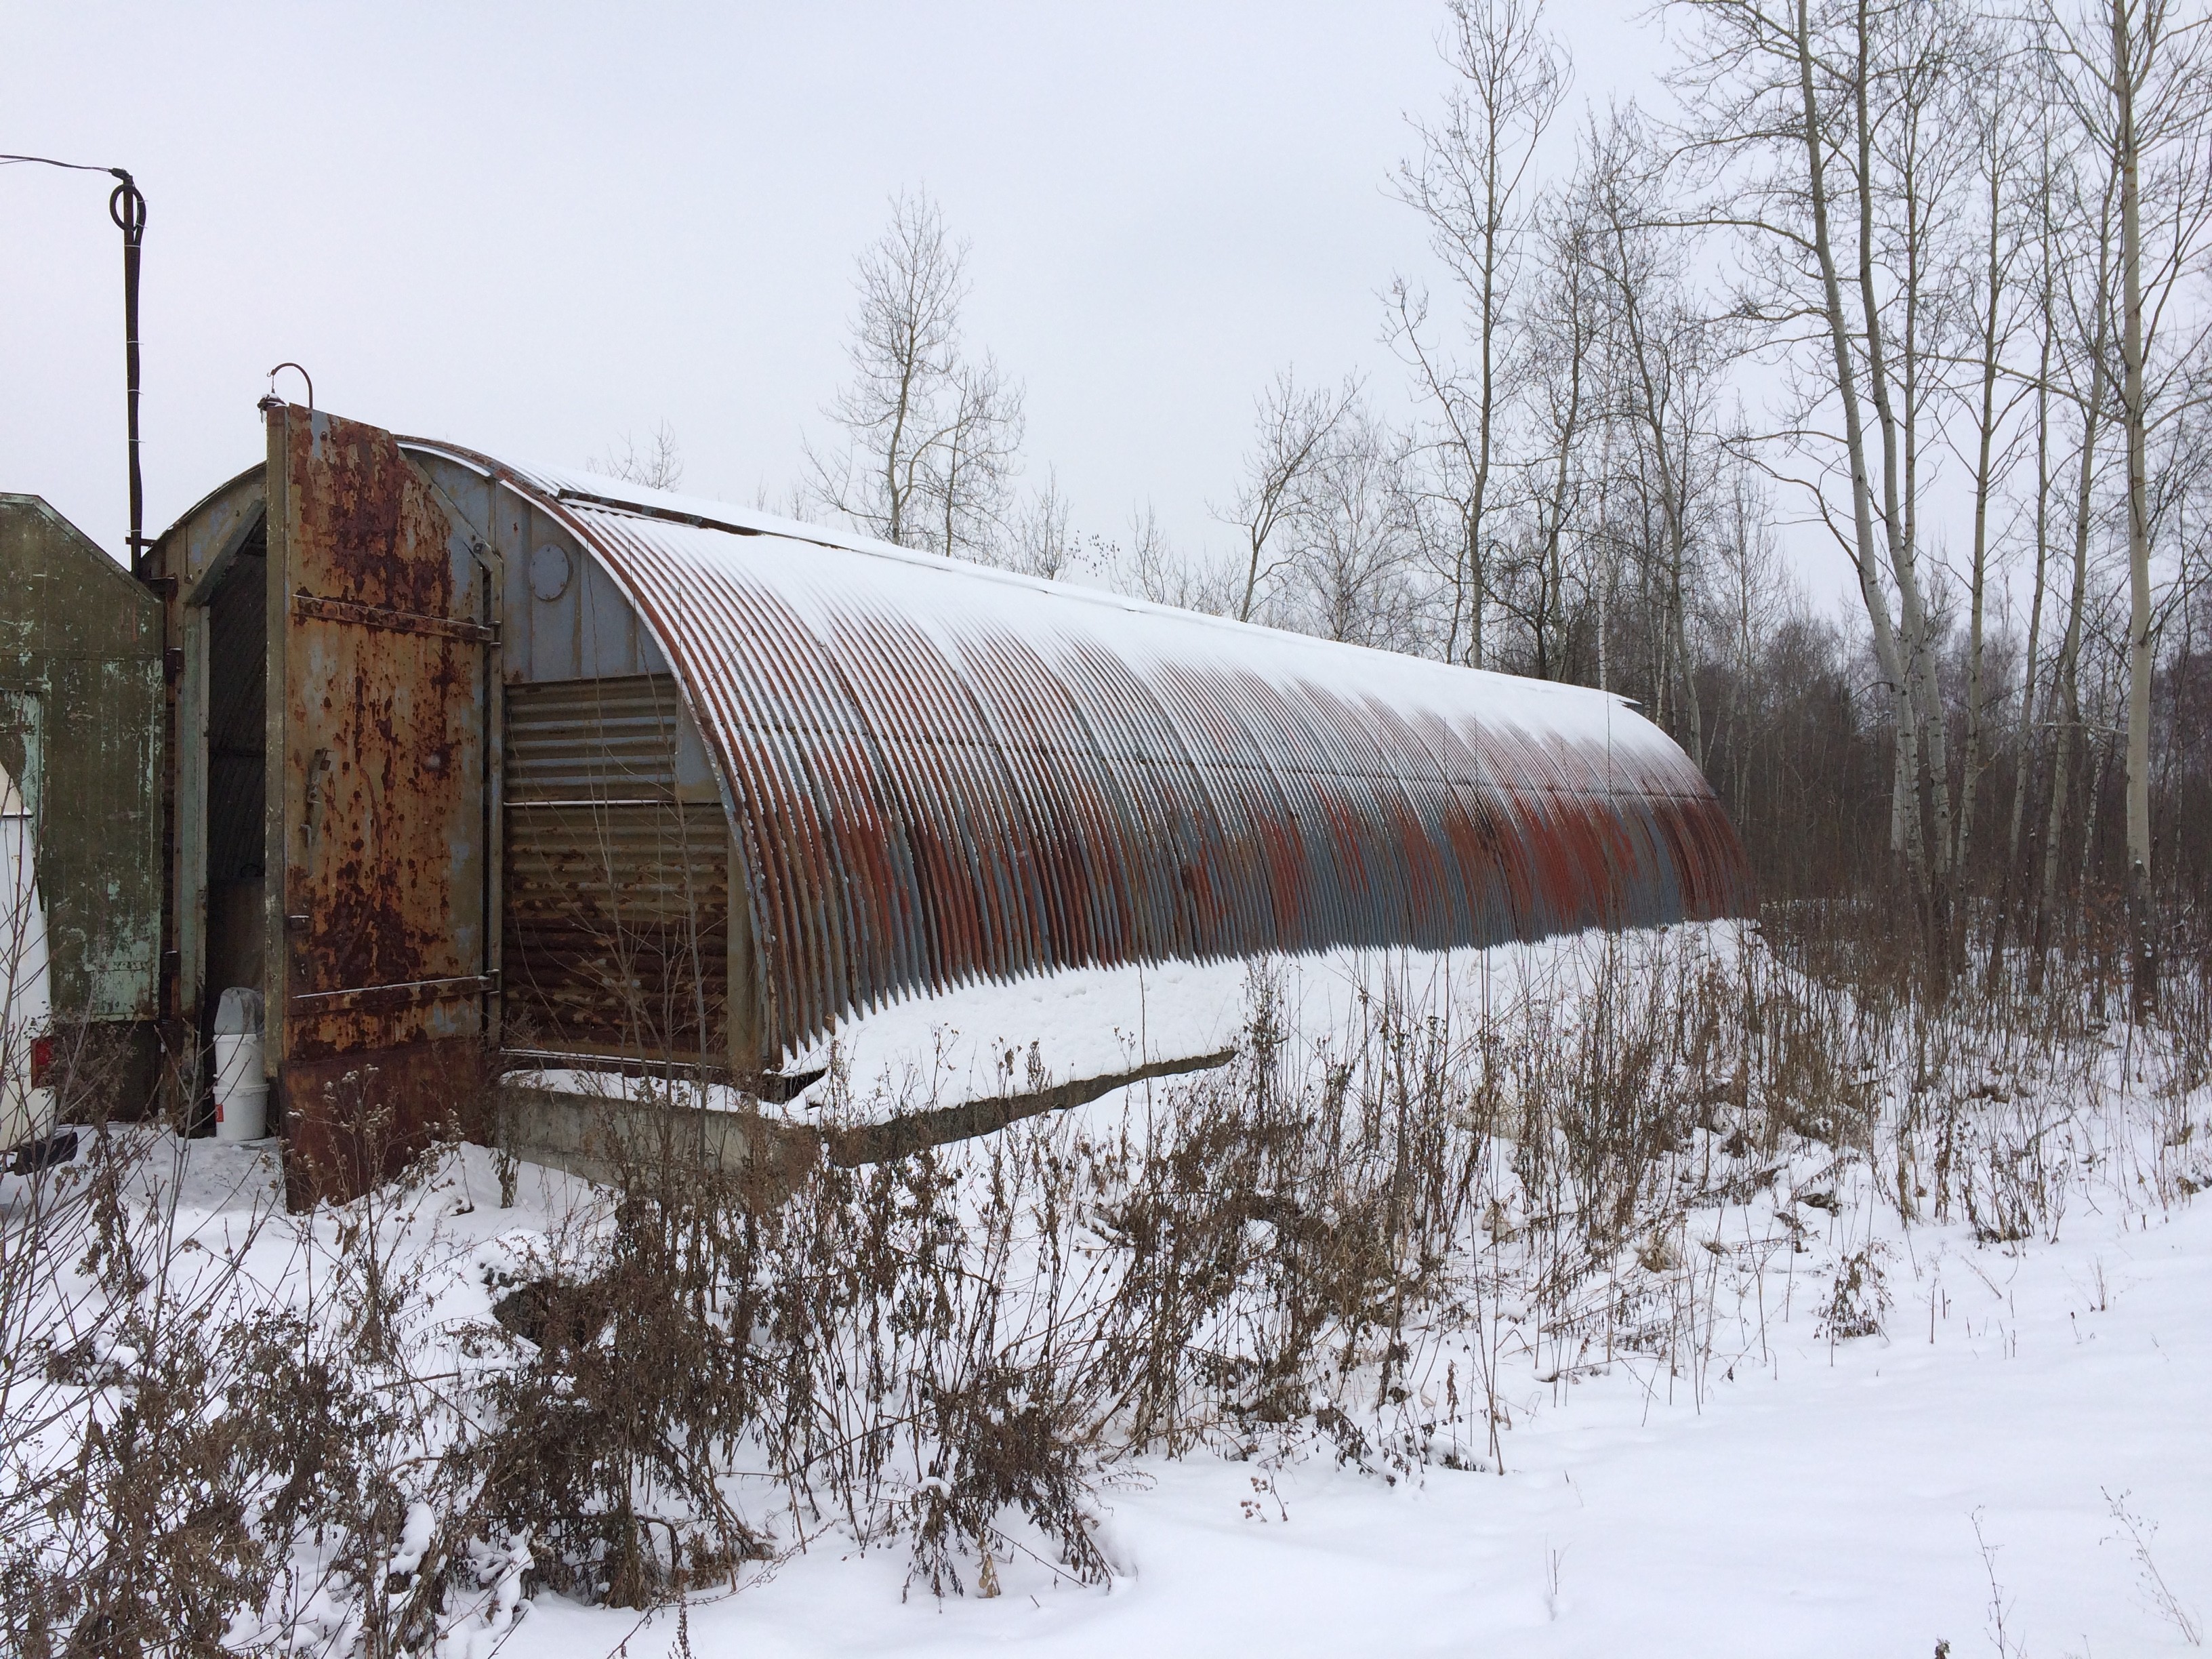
1671;0;1985;959
1002;468;1080;581
2041;0;2212;1013
2034;148;2119;992
1216;369;1358;623
1948;28;2038;963
809;189;1025;560
1582;108;1729;764
927;353;1025;562
1099;505;1239;615
592;420;685;491
1389;0;1568;668
1988;122;2067;990
1704;464;1790;801
1279;405;1423;649
1502;155;1606;681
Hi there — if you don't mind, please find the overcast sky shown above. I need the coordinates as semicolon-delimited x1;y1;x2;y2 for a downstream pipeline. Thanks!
5;2;1709;587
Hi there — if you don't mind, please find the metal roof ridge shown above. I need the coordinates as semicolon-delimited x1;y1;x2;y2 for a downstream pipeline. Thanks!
394;434;1633;717
559;495;1626;711
552;487;774;541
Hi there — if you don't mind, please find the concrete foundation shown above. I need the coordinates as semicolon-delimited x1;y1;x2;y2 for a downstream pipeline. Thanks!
495;1046;1236;1206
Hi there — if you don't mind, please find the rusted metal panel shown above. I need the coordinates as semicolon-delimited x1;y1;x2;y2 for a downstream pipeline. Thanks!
502;802;729;1061
501;674;729;1064
270;408;491;1202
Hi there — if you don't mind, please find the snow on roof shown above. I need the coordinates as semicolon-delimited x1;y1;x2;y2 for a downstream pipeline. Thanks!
513;459;1650;737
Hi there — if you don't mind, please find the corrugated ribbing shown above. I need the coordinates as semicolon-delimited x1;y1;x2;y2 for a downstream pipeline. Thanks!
517;492;1751;1065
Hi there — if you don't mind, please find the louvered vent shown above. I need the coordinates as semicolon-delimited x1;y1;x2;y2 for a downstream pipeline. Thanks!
502;675;727;1064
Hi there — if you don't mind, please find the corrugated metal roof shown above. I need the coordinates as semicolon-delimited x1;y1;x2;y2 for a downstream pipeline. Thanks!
414;449;1752;1065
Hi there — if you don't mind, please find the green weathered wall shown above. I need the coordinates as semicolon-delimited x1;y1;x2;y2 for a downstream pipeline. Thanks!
0;495;164;1022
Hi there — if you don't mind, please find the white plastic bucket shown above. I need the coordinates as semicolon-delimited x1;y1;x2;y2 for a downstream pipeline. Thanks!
216;1079;267;1143
212;988;268;1143
212;1028;262;1094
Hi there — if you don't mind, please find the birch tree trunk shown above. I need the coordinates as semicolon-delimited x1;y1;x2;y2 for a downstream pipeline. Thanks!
1788;0;1929;909
2113;0;2157;1017
1957;107;2013;970
1989;155;2057;994
1847;0;1954;962
2032;260;2110;994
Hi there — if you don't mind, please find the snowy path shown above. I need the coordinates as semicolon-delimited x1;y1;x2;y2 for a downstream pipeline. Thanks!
527;1199;2211;1658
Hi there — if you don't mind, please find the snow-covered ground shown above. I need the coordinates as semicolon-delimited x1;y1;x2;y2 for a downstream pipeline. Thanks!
7;922;2207;1657
110;1115;2212;1657
518;1191;2211;1658
503;949;1259;1122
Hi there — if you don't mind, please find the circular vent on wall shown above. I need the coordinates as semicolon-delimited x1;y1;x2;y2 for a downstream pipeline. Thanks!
529;544;572;602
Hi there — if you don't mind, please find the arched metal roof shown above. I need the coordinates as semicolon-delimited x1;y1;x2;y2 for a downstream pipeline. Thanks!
412;447;1753;1064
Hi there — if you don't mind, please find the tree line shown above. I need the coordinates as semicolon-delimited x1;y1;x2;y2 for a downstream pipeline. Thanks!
608;0;2212;1010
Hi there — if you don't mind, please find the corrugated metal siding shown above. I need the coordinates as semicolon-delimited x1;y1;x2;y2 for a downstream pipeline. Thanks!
401;447;1751;1070
503;675;729;1061
506;674;686;800
577;507;1745;1065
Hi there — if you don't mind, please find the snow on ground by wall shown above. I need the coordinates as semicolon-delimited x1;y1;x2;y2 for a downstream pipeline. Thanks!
504;919;2212;1658
502;949;1258;1119
783;928;1697;1117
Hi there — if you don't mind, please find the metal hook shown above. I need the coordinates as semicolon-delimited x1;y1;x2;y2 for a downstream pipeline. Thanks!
106;169;146;235
266;361;314;413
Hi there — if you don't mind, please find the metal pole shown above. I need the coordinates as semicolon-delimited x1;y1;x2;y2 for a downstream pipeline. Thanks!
1;154;147;569
108;171;148;573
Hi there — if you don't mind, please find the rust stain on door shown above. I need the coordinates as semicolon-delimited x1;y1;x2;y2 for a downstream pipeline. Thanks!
273;407;491;1203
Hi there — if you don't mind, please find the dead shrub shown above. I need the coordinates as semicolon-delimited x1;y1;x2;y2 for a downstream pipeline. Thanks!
1818;1244;1893;1341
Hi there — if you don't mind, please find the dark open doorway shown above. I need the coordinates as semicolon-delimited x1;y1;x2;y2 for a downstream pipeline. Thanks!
196;515;267;1128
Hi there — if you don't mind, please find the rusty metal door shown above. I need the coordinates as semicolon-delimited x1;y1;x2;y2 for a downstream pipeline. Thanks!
267;405;493;1202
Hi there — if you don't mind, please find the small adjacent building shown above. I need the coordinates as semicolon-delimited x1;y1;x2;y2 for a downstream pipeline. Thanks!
0;494;165;1115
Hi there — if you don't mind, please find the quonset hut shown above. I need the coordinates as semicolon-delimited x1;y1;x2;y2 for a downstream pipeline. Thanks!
155;405;1749;1199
